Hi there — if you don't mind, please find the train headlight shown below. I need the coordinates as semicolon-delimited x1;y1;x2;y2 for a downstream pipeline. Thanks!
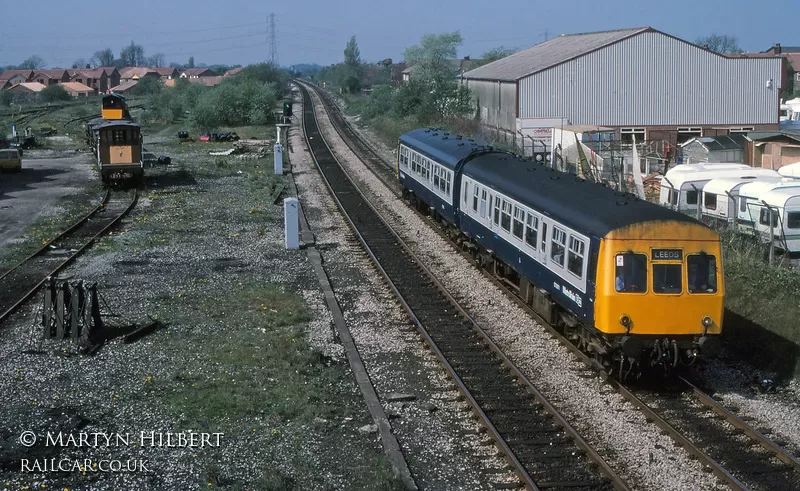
619;314;631;327
702;316;713;327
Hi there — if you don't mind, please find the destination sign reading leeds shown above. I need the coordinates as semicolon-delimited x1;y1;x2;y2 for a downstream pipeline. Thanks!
651;249;682;261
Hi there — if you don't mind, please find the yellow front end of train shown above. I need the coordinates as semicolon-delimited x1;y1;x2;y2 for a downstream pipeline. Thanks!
594;220;724;347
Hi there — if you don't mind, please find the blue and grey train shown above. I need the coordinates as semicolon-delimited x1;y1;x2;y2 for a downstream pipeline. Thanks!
396;128;725;375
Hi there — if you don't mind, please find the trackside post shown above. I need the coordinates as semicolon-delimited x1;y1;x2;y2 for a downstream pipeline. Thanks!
284;197;299;249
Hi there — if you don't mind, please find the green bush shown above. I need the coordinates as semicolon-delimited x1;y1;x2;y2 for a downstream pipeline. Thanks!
40;85;71;102
192;79;279;128
130;76;162;96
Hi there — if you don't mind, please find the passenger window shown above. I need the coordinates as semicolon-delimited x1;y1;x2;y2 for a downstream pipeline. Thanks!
512;207;524;239
480;190;487;218
445;171;451;196
541;223;548;253
687;255;717;293
686;190;698;205
653;264;682;294
433;166;440;189
501;201;512;232
788;212;800;229
494;198;501;226
550;227;566;266
567;236;585;278
463;181;468;204
525;214;538;250
473;185;479;212
704;192;717;211
615;253;647;293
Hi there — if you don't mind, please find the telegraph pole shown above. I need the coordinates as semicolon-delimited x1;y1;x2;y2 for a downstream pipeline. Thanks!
268;13;278;65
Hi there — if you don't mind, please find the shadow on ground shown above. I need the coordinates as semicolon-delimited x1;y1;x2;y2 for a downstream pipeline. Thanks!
722;308;800;381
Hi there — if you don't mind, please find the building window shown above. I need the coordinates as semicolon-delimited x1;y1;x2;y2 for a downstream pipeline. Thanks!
615;253;647;293
729;127;754;134
550;227;567;266
567;236;585;278
677;127;702;144
620;128;645;143
512;206;524;239
704;192;717;211
525;214;538;250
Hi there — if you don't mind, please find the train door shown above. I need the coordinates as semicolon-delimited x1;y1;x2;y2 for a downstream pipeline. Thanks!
540;220;549;265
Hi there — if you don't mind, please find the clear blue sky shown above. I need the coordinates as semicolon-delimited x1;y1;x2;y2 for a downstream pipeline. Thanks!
0;0;792;69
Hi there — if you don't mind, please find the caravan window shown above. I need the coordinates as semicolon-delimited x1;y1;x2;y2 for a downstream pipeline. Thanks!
787;212;800;229
686;190;698;205
760;208;779;228
704;193;717;211
739;197;748;213
671;189;678;206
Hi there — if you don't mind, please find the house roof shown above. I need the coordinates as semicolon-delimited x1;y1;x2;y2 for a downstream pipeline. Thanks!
223;67;243;77
151;67;178;77
120;67;159;79
747;131;800;144
686;133;750;151
7;82;46;92
32;69;68;79
99;67;119;76
69;68;106;79
0;69;34;82
181;68;217;77
60;81;94;93
462;27;658;81
110;80;138;93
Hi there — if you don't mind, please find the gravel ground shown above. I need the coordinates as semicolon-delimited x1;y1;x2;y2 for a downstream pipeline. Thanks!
306;87;730;490
0;142;403;489
290;96;519;490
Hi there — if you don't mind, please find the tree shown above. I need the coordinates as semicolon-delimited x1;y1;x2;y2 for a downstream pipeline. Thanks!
18;55;46;70
93;48;115;67
130;76;162;96
40;85;71;102
404;32;462;72
344;36;361;66
147;53;166;68
695;34;743;54
187;56;195;68
72;58;89;69
120;41;146;66
480;46;516;64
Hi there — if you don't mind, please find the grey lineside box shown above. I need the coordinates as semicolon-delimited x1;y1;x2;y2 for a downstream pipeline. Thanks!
284;197;299;249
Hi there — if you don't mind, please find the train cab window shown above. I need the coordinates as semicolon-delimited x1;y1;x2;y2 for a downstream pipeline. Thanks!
480;190;487;218
653;264;682;294
759;208;779;228
524;214;538;250
501;200;512;232
788;212;800;229
686;190;698;205
687;254;717;293
567;237;585;278
473;186;479;212
704;192;717;211
550;227;567;266
512;207;524;239
615;253;647;293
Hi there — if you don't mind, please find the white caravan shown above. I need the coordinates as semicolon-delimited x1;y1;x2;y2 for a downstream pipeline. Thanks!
753;187;800;252
660;164;777;213
737;179;800;231
701;175;781;223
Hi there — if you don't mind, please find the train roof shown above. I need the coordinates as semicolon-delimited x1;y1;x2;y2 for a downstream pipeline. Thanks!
399;128;495;170
90;120;140;130
463;153;700;238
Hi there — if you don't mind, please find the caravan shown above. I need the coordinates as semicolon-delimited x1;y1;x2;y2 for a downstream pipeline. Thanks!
737;179;800;231
701;175;781;224
754;187;800;253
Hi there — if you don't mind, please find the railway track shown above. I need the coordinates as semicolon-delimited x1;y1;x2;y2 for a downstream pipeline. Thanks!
299;81;800;490
298;83;627;490
0;189;138;324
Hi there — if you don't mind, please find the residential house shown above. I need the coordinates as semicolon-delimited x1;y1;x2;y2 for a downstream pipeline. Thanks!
32;69;70;86
60;82;94;97
0;69;34;87
180;68;217;78
68;68;110;94
100;67;121;90
152;67;179;80
6;82;46;94
109;80;138;94
119;67;160;83
223;67;243;77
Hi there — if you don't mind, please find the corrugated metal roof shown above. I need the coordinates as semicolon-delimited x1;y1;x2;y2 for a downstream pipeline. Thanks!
462;27;649;81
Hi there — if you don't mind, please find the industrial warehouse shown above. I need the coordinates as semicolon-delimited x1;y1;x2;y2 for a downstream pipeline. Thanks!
2;6;800;491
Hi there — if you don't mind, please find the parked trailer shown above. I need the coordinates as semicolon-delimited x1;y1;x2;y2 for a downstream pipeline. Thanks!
659;164;775;213
754;187;800;253
701;174;781;224
738;179;800;233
